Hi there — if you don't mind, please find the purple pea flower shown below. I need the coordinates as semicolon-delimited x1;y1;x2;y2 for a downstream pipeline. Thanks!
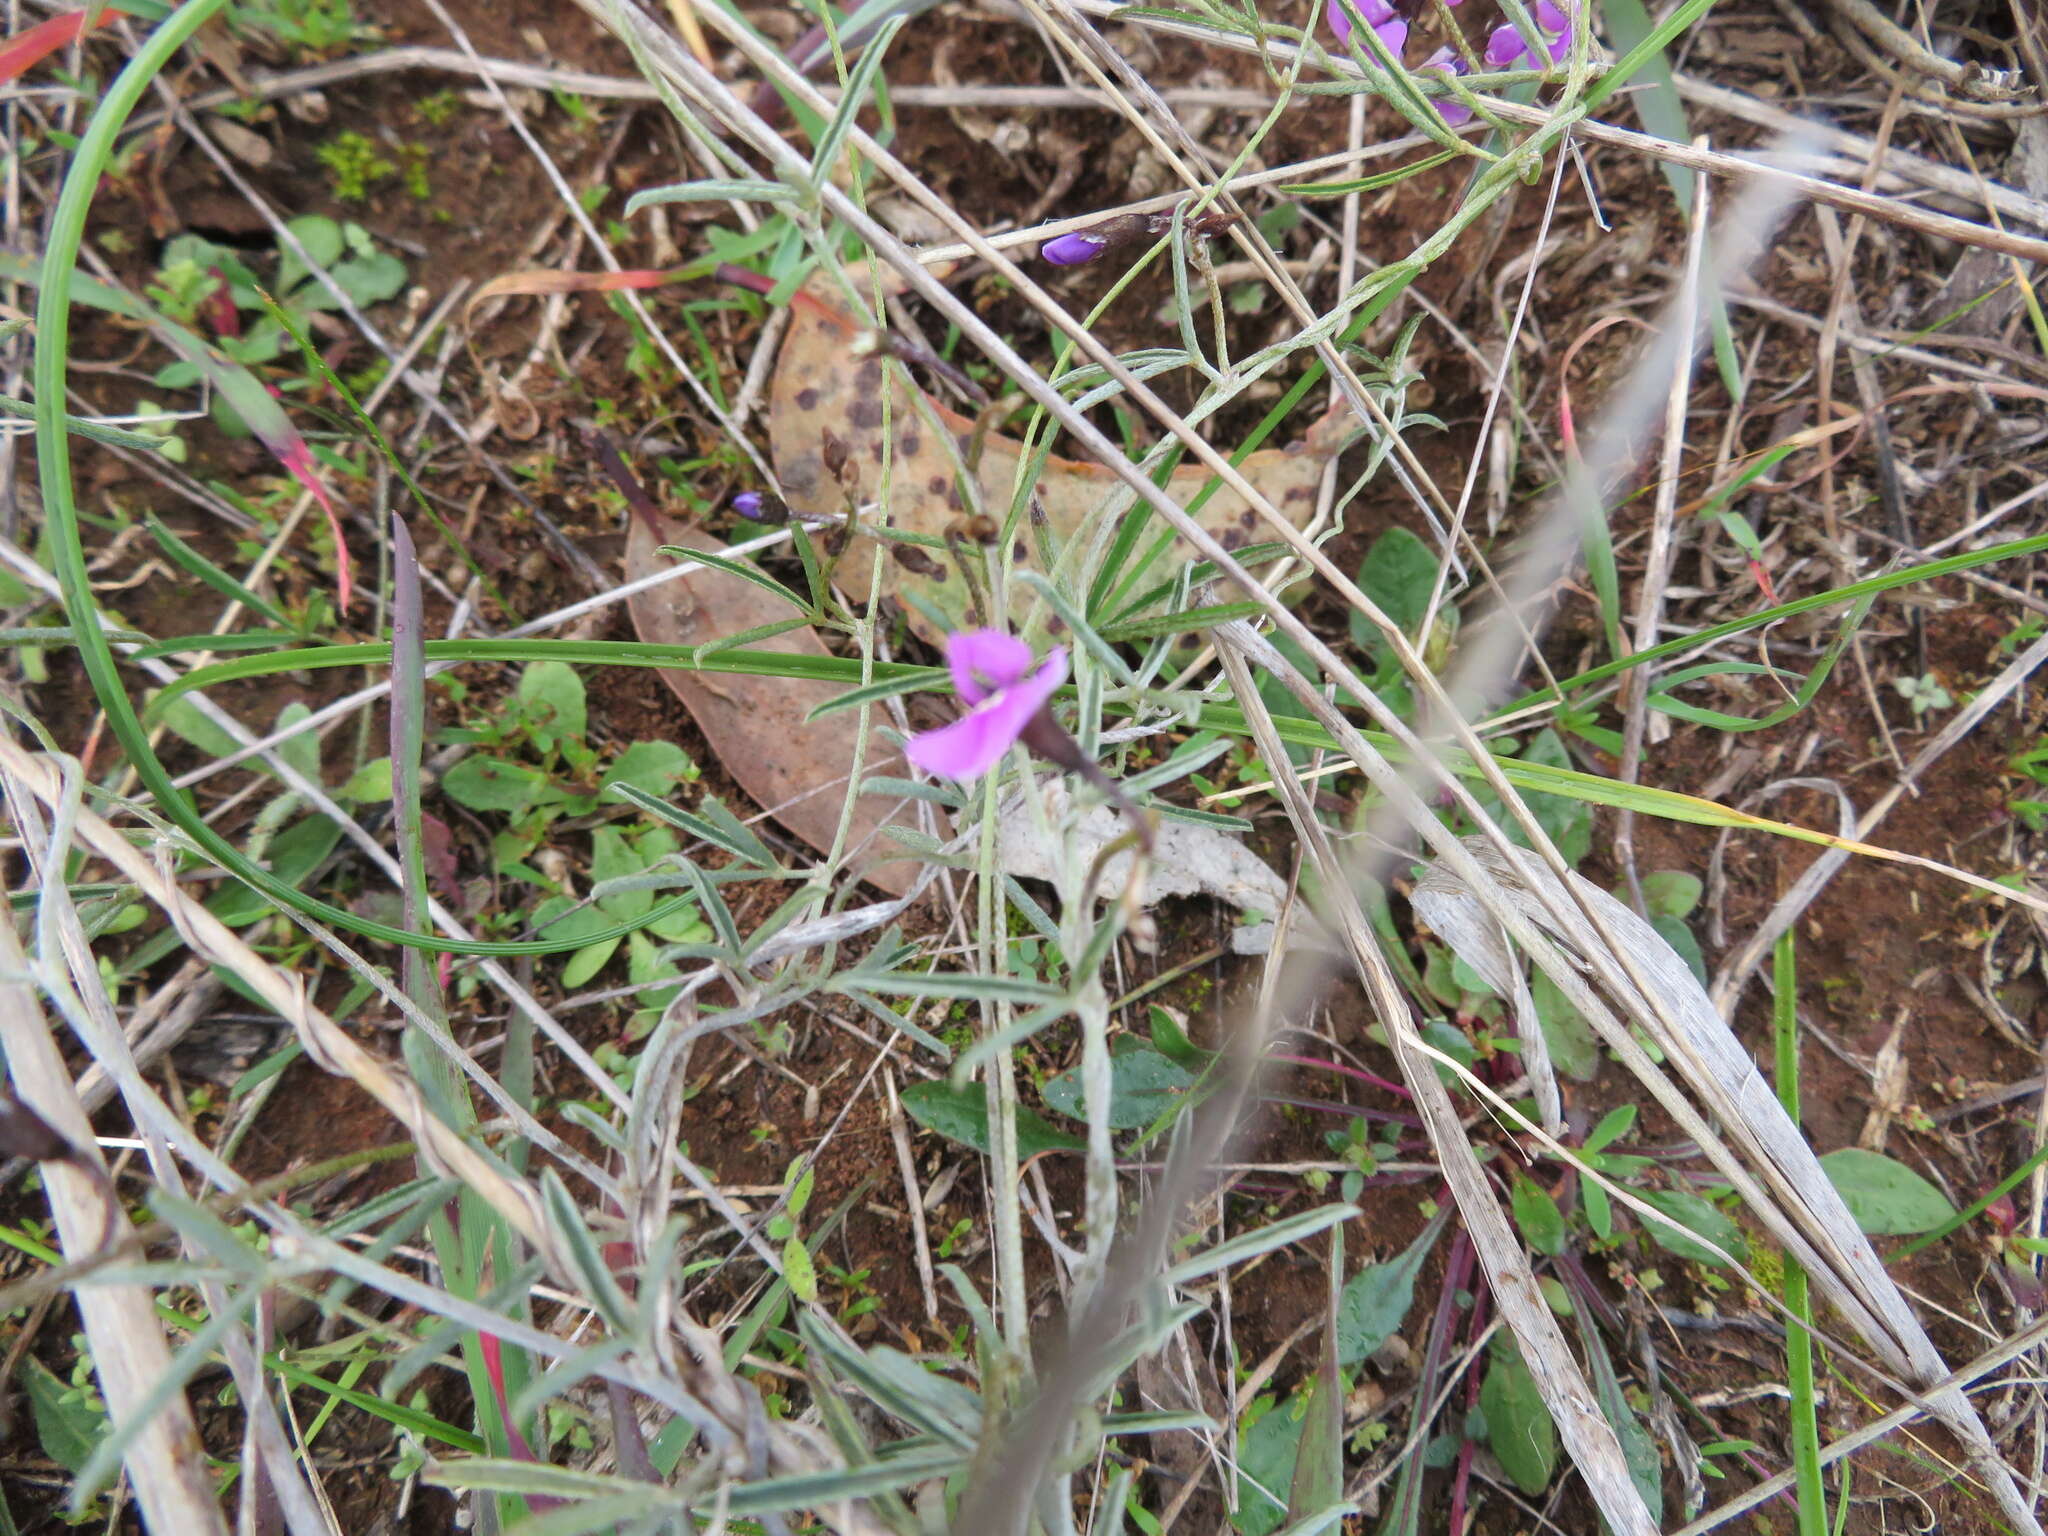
1422;45;1475;126
733;491;763;518
1326;0;1408;56
906;629;1069;782
1485;1;1573;67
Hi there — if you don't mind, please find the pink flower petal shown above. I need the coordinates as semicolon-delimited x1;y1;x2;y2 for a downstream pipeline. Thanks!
1484;24;1529;67
1535;1;1570;30
907;648;1068;781
1373;16;1408;55
1326;0;1394;44
945;628;1034;704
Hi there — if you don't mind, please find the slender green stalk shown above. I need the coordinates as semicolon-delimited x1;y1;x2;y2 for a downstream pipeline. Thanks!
1889;1142;2048;1264
1773;930;1826;1536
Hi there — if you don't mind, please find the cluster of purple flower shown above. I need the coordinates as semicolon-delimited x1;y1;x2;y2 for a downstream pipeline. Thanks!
1324;0;1426;58
1326;0;1574;129
1424;2;1575;123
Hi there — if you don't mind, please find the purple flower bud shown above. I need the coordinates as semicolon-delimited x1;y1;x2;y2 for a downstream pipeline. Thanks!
1042;232;1110;266
731;491;790;525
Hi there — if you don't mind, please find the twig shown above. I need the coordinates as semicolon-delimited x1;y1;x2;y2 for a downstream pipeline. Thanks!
1616;156;1709;915
1672;71;2048;229
1060;0;2048;262
883;1068;939;1323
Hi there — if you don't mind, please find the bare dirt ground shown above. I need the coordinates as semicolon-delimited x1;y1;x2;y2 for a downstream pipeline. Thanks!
4;0;2047;1532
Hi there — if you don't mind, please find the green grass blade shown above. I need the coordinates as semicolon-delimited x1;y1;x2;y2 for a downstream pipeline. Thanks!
1773;930;1826;1536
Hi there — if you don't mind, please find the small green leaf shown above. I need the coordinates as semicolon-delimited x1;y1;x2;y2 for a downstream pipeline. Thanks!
1515;728;1593;868
531;894;614;952
1575;1305;1664;1524
1511;1175;1565;1256
209;815;344;927
1233;1391;1308;1536
899;1081;1083;1160
1336;1216;1440;1364
1530;968;1600;1082
560;936;621;989
1584;1104;1637;1154
281;214;345;279
1820;1148;1957;1236
1419;1017;1476;1084
1041;1041;1198;1130
517;660;586;753
331;251;407;308
441;755;547;812
1640;1188;1746;1267
601;740;694;799
1652;912;1707;985
1149;1005;1209;1067
1582;1175;1613;1240
22;1356;103;1474
339;756;393;802
590;826;653;924
1353;526;1439;647
1639;870;1702;918
1480;1337;1556;1496
783;1155;815;1220
156;693;240;758
783;1234;818;1302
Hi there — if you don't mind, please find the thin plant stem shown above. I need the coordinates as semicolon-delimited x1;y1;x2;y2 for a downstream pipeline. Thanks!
1773;929;1826;1536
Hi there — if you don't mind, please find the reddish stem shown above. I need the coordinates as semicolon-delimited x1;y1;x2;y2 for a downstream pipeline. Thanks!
1268;1052;1412;1099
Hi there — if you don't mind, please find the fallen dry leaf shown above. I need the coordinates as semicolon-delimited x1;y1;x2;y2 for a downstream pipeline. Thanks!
770;283;1351;647
625;510;934;896
995;780;1310;953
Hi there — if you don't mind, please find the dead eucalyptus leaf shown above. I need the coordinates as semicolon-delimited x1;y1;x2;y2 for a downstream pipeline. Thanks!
625;511;934;896
770;284;1351;647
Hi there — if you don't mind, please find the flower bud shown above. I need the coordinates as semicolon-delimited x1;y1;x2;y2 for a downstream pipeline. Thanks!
1042;231;1111;266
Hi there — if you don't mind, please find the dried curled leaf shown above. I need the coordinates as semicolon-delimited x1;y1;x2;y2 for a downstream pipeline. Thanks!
624;512;934;896
770;285;1351;646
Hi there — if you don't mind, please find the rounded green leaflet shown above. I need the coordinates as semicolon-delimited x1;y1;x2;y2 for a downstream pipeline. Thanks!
1820;1148;1957;1237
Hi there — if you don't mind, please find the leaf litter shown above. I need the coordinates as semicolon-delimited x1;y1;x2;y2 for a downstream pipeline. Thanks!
609;271;1350;907
769;278;1353;649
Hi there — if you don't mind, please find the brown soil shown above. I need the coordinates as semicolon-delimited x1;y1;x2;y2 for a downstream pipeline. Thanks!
4;0;2046;1532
